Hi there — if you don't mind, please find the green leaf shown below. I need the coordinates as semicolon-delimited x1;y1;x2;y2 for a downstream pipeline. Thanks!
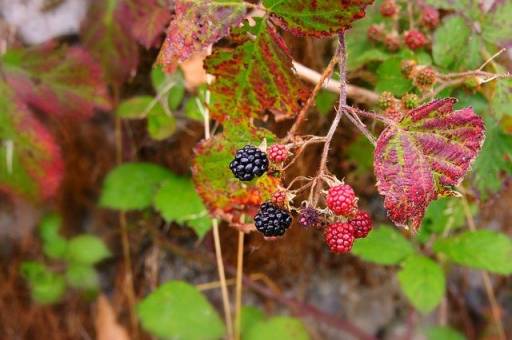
146;108;176;141
241;306;265;338
481;2;512;47
66;263;99;291
434;230;512;274
398;255;445;313
245;316;310;340
453;90;488;116
432;16;482;70
346;136;374;174
472;119;512;198
100;162;173;210
137;281;225;340
21;261;66;304
426;326;466;340
315;90;338;116
116;96;154;119
263;0;373;37
352;225;415;265
490;65;512;118
154;176;212;238
38;214;68;259
66;235;111;265
205;20;308;123
424;0;468;11
151;67;186;110
376;58;413;96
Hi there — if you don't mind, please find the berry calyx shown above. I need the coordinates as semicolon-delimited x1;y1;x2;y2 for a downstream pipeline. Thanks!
254;202;292;237
404;30;428;50
367;24;385;42
268;144;288;164
413;67;437;89
325;222;355;254
421;6;440;30
271;190;287;206
298;207;323;228
349;211;373;238
229;145;269;181
401;93;420;110
400;59;417;79
380;0;399;17
384;33;400;52
326;184;357;216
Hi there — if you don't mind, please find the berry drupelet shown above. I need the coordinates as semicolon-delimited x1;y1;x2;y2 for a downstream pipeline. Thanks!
325;222;355;253
229;145;269;181
254;202;292;237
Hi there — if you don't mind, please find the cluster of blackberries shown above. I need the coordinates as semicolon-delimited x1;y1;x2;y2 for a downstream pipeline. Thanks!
254;202;292;237
229;145;269;181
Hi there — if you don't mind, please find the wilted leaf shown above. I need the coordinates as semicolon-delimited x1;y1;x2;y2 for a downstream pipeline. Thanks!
192;125;279;221
398;255;445;313
0;84;64;200
81;0;139;85
352;225;415;265
374;98;485;229
129;0;171;49
205;20;308;122
1;45;110;119
66;235;111;265
472;119;512;198
154;176;212;238
264;0;374;37
99;162;173;210
137;281;225;339
433;230;512;274
157;0;246;72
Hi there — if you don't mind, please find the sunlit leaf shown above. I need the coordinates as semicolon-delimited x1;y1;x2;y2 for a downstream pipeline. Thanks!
374;98;485;229
264;0;374;37
245;316;310;340
66;235;111;265
157;0;246;72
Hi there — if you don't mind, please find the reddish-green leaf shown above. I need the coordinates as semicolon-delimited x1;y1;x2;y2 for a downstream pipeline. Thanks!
1;44;110;119
263;0;374;37
205;20;309;122
157;0;246;72
129;0;171;49
192;124;279;221
81;0;139;85
374;98;485;230
0;83;63;200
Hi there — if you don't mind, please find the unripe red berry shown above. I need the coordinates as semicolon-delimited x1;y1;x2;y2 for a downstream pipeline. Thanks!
401;59;417;79
326;184;357;216
414;67;437;89
325;222;355;253
268;144;288;164
349;211;373;238
404;30;428;50
421;6;440;30
384;33;400;52
401;93;420;110
380;0;399;17
271;190;287;206
367;24;385;42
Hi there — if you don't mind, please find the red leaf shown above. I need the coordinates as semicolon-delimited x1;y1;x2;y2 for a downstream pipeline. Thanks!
2;44;111;119
0;83;64;200
157;0;246;72
205;21;309;122
264;0;375;37
374;98;485;230
130;0;171;49
81;0;139;86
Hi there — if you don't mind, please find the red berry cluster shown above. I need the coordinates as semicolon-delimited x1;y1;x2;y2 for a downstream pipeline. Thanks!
404;29;427;50
326;184;358;216
268;144;288;164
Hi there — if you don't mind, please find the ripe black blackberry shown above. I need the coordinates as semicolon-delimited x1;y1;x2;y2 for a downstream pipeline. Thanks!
254;202;292;237
229;145;269;181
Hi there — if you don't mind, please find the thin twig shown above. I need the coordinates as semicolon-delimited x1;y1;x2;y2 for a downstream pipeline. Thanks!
212;219;234;340
288;49;340;139
234;231;245;340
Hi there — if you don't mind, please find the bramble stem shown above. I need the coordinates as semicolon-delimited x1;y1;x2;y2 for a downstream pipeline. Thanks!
234;231;245;340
